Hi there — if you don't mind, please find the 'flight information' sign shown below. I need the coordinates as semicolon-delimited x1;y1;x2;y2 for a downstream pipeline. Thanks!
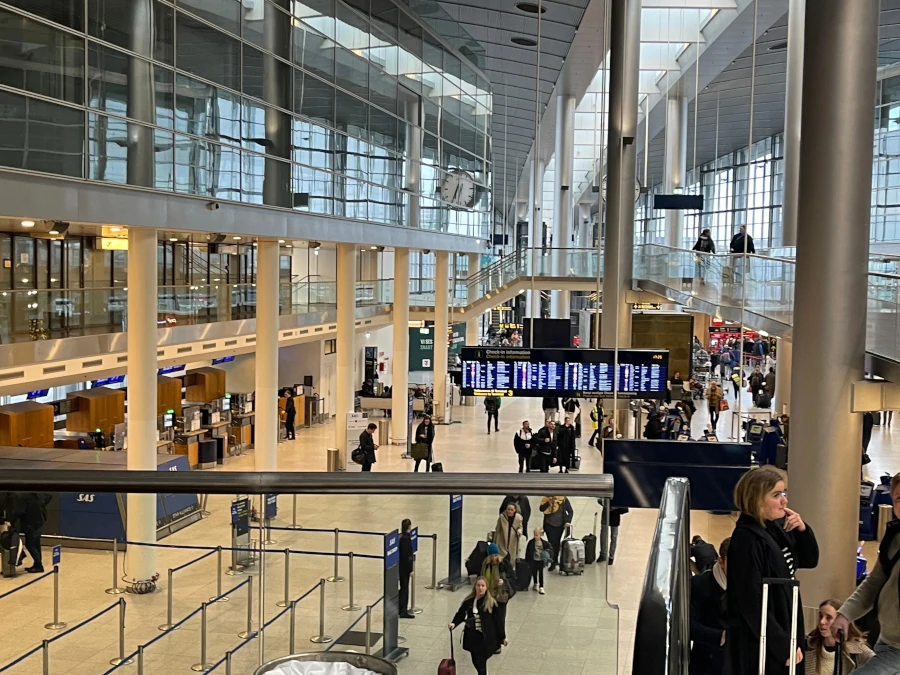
460;347;668;398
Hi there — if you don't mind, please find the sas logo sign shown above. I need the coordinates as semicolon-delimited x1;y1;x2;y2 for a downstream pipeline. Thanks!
76;494;95;503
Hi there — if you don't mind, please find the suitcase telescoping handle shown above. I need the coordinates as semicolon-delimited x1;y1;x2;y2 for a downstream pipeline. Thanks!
449;624;455;662
758;578;800;675
833;629;844;675
593;511;598;538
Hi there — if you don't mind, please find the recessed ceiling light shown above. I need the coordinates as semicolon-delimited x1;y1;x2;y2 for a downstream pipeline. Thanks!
278;239;285;244
511;36;538;47
169;237;178;242
515;2;546;13
233;236;242;240
110;226;121;232
21;220;34;228
49;228;59;235
768;41;788;51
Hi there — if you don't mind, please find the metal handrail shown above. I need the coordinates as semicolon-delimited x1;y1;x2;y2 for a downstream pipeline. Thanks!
0;470;614;497
632;477;691;675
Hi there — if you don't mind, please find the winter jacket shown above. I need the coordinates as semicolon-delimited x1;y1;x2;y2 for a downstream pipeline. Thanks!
534;426;556;457
803;639;873;675
358;430;376;464
690;569;726;675
399;531;414;576
513;429;533;457
729;232;756;254
541;397;559;411
540;497;573;529
724;514;819;675
451;595;506;655
499;496;531;531
556;424;577;468
484;396;500;413
524;537;552;567
415;422;435;449
693;235;716;254
494;513;523;561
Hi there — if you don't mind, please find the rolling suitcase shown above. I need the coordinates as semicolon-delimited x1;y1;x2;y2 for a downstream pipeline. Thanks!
572;453;581;471
582;513;598;565
515;559;531;591
559;529;585;576
465;541;488;576
431;463;444;472
757;394;772;409
0;527;19;578
439;627;456;675
759;578;801;675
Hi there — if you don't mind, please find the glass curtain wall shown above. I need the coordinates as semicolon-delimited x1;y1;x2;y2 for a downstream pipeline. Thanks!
0;0;492;238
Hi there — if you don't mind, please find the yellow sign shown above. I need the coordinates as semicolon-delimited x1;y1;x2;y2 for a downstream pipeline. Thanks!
473;389;514;397
632;302;662;310
493;306;512;312
100;237;129;251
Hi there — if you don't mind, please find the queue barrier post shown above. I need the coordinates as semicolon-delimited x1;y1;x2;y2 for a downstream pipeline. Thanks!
109;598;134;666
277;549;290;608
364;606;372;656
309;578;333;644
289;600;297;653
210;546;229;603
264;518;277;546
238;575;255;639
425;534;438;590
137;645;145;675
225;651;233;675
158;569;176;631
341;552;361;611
105;539;124;595
292;495;298;528
410;555;422;614
326;529;344;583
44;565;66;630
42;640;49;675
191;602;210;672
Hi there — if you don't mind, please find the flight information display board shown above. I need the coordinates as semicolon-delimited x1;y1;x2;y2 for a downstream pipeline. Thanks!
460;347;668;398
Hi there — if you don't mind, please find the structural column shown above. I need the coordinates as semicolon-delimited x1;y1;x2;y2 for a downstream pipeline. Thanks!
433;252;450;423
577;203;592;248
775;338;792;414
527;158;546;318
552;94;576;319
263;0;291;208
788;0;878;603
125;227;158;585
781;0;806;247
390;248;410;445
465;252;480;346
335;244;357;467
600;0;641;350
126;0;155;187
664;96;688;249
255;240;280;471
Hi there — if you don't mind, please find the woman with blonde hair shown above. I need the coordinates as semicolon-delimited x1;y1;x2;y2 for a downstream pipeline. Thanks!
449;576;507;675
804;599;872;674
725;467;819;675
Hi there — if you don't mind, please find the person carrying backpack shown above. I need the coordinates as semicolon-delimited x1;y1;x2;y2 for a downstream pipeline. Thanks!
484;396;501;434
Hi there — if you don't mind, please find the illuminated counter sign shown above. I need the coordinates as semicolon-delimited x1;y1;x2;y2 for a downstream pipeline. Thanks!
460;347;668;398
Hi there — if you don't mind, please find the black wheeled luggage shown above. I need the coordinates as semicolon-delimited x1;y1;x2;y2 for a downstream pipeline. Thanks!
515;559;531;591
0;527;19;578
465;541;488;576
757;394;772;408
582;512;598;564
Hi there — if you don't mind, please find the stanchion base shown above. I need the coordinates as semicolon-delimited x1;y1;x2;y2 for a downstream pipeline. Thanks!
158;624;179;632
411;607;423;615
264;540;278;545
44;622;67;631
276;600;288;608
191;663;210;672
210;596;230;603
310;635;333;644
238;630;257;640
200;511;211;518
225;568;245;576
397;636;406;644
326;576;345;583
105;587;125;595
110;657;135;666
342;604;362;612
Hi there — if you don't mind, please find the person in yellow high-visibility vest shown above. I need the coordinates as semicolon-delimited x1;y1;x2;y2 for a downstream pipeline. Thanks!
587;399;604;447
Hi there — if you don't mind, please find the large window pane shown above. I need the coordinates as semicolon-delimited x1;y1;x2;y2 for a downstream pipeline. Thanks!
292;118;333;171
369;106;398;153
175;74;241;146
87;0;174;64
2;0;82;30
176;13;240;91
298;73;335;127
0;7;83;105
334;2;369;98
335;90;367;139
242;43;265;100
293;0;335;82
177;0;240;36
174;134;241;199
88;112;173;190
0;92;84;178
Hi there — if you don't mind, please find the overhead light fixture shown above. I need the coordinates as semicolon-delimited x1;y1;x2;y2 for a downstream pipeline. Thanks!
278;239;285;244
768;41;788;52
309;241;321;250
169;237;178;242
21;220;34;228
48;222;69;237
515;2;546;13
510;36;538;47
233;236;242;240
370;245;378;250
313;249;317;255
109;226;121;233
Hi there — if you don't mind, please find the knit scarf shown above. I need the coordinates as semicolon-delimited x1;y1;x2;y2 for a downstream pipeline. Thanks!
713;562;727;590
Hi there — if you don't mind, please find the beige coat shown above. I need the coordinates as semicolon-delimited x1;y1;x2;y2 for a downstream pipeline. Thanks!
495;513;523;560
804;638;873;675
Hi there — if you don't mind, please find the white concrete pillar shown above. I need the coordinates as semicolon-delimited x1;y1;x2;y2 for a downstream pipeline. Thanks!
391;248;410;445
433;252;450;423
781;0;806;247
664;96;688;249
552;94;576;319
775;338;792;414
125;227;158;585
255;240;280;472
577;203;592;248
334;244;356;466
465;253;480;345
527;158;546;318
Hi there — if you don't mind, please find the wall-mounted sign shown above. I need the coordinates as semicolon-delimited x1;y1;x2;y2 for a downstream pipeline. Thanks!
632;303;662;311
100;238;129;251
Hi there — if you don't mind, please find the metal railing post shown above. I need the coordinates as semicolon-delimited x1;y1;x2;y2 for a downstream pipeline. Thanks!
264;517;277;545
425;534;438;590
364;606;372;656
410;555;422;614
42;640;49;675
105;539;124;595
309;578;333;643
210;546;228;602
342;552;361;611
327;529;344;582
109;598;134;665
137;646;145;675
158;569;176;630
277;549;290;607
225;651;233;675
191;602;209;671
200;494;210;517
289;600;297;653
238;576;255;639
292;494;297;528
44;565;67;630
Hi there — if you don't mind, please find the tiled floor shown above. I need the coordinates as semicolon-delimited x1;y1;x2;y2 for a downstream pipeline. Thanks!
1;392;896;675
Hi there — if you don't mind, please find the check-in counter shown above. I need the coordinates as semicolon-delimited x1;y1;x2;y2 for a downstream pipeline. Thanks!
0;401;55;448
358;397;425;415
65;387;126;436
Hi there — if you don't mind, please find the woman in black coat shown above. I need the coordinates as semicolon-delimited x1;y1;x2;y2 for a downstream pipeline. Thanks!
555;417;577;473
449;576;508;675
725;468;819;675
413;416;435;472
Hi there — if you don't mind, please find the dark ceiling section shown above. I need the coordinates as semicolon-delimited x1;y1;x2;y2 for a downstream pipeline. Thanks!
408;0;590;222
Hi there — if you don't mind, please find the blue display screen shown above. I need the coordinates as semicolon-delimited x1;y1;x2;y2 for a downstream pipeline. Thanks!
211;356;235;365
26;389;49;399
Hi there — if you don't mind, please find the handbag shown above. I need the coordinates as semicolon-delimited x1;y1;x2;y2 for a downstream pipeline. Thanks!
411;442;430;460
719;400;729;412
496;580;516;603
351;447;366;465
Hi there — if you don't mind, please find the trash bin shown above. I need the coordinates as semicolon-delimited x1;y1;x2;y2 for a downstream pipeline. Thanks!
326;447;342;472
254;651;397;675
377;419;390;445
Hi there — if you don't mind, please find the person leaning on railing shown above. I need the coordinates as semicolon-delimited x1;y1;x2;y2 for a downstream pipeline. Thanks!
831;472;900;675
725;467;819;674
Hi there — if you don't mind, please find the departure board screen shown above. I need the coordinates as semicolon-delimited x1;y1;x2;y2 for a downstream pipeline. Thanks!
460;348;668;398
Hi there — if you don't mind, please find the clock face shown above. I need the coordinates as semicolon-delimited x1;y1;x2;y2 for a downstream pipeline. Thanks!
601;176;642;204
441;170;476;209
